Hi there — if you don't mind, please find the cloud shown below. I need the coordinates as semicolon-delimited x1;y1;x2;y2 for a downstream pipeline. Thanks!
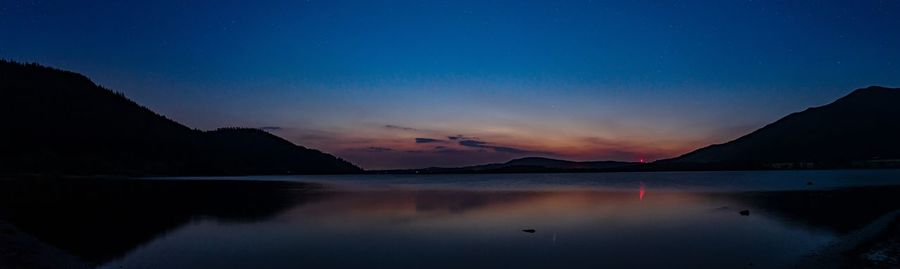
447;135;477;140
259;126;283;131
457;140;545;154
429;147;468;155
384;124;418;131
366;147;394;152
458;140;487;147
415;138;444;143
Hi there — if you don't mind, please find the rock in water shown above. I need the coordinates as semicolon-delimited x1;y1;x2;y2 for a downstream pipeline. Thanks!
522;229;536;233
739;210;750;216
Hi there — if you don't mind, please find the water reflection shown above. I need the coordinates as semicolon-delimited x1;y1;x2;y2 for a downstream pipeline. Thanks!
639;181;646;201
0;177;320;265
1;176;900;269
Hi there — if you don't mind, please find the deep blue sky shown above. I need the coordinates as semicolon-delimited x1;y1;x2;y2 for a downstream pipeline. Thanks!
2;0;899;169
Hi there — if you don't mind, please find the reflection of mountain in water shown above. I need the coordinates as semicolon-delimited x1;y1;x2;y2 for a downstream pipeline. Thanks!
0;177;323;265
721;187;900;234
2;178;900;268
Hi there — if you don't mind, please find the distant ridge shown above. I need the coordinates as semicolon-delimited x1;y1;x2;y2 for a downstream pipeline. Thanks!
657;86;900;169
494;157;636;170
375;157;638;174
0;60;361;175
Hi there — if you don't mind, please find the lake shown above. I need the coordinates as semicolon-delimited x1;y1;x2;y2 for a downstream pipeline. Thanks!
4;170;900;268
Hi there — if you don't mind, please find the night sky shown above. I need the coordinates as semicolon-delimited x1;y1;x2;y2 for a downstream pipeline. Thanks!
2;1;899;169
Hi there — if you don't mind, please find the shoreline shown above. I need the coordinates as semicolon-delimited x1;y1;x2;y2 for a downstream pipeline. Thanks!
0;220;91;269
797;210;900;268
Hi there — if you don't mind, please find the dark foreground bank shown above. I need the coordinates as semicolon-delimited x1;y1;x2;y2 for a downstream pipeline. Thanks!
847;215;900;268
0;176;320;268
829;211;900;268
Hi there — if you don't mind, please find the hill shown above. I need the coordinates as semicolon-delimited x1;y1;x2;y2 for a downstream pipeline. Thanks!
0;61;361;175
376;157;638;174
658;86;900;169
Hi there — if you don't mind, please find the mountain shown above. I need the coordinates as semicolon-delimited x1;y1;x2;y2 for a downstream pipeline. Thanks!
0;60;361;175
659;86;900;169
376;157;638;174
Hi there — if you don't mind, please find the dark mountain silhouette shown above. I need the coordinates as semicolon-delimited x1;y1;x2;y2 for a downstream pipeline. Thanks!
376;157;638;174
658;86;900;169
0;60;361;175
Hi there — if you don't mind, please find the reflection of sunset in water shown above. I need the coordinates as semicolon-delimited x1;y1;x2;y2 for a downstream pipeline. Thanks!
93;171;900;269
639;182;646;201
247;189;839;268
278;190;724;232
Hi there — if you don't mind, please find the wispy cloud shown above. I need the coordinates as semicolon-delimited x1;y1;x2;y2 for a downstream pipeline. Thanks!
384;124;418;132
457;140;546;155
366;147;394;152
448;135;477;140
415;137;444;143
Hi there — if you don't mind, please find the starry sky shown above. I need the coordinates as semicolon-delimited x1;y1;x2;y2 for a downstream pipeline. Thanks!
2;1;900;169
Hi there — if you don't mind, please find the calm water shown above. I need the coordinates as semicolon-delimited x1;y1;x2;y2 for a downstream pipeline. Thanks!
10;170;900;269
